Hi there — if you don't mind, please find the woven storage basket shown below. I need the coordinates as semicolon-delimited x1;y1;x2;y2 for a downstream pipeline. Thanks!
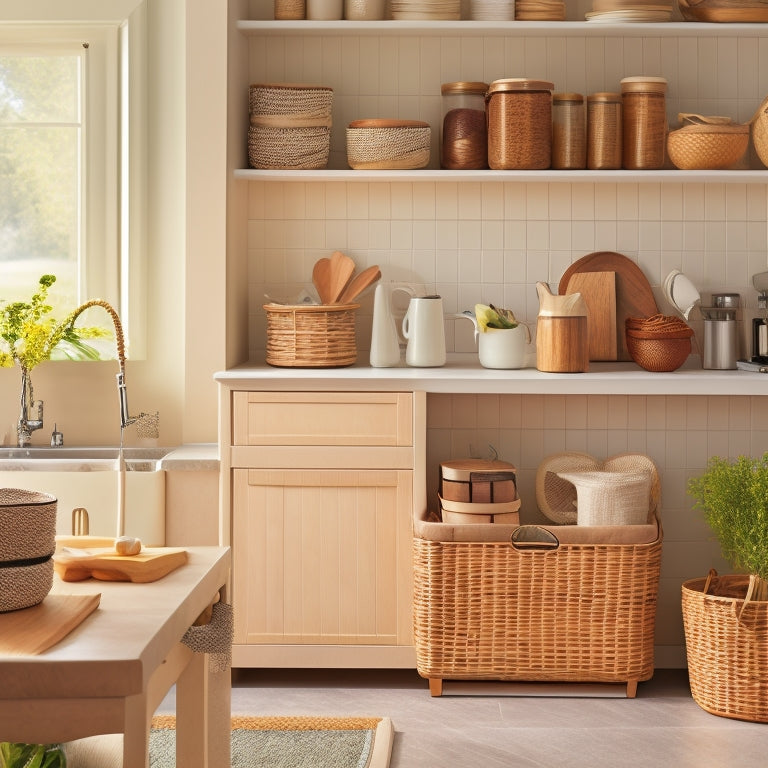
0;488;57;612
751;95;768;168
486;79;554;170
625;314;693;372
413;513;662;695
264;302;359;367
667;123;749;170
346;119;431;170
682;571;768;723
248;83;333;170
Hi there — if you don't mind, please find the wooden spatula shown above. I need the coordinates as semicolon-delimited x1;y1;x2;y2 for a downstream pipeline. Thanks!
312;257;332;304
339;265;381;304
328;250;356;303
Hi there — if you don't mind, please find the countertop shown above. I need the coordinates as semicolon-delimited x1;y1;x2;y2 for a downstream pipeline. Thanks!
214;354;767;396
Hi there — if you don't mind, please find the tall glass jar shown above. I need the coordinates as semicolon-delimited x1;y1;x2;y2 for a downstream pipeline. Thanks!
620;76;667;170
552;93;586;170
440;82;488;170
587;92;622;170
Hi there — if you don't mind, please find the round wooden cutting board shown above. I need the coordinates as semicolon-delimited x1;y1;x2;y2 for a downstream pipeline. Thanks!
559;251;658;361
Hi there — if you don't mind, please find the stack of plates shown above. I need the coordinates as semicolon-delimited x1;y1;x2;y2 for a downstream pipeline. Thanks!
586;0;672;21
470;0;515;19
390;0;461;18
515;0;566;19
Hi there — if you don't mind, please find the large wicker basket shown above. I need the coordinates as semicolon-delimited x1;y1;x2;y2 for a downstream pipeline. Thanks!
752;95;768;168
0;488;57;613
264;302;359;367
667;122;749;170
413;511;662;696
682;571;768;723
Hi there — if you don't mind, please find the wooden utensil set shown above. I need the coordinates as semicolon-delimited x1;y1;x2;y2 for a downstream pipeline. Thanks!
312;251;381;304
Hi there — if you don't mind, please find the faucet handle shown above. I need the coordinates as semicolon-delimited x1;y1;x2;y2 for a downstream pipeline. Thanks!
51;423;64;447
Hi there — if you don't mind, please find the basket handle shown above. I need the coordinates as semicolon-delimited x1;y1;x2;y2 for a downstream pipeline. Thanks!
703;568;717;594
511;525;559;551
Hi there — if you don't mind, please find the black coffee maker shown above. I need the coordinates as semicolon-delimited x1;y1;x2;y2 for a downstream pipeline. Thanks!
752;271;768;364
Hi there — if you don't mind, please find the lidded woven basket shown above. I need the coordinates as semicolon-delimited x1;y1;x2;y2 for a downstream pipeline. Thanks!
248;83;333;170
667;115;749;170
0;488;57;612
346;119;431;170
751;95;768;168
625;314;693;372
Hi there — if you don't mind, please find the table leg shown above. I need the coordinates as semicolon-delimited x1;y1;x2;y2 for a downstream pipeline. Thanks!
176;650;231;767
122;692;150;768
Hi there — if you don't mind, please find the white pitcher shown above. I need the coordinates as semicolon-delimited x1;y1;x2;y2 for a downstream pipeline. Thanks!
369;283;401;367
401;295;446;367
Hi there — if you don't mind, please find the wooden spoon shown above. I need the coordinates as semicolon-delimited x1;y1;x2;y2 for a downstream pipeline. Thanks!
312;257;332;304
338;265;381;304
328;250;356;303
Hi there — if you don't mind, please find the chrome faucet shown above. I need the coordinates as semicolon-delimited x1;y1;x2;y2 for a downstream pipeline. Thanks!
17;367;44;448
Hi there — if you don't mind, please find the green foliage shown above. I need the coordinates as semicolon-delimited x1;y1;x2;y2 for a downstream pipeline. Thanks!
688;454;768;582
0;742;66;768
0;275;108;370
475;303;519;331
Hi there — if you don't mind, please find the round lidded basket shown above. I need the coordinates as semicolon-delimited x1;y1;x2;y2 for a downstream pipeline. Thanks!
248;83;333;170
440;82;489;170
621;76;668;170
587;92;622;170
0;488;57;613
346;119;431;170
667;121;749;170
486;79;554;170
264;303;360;368
753;95;768;167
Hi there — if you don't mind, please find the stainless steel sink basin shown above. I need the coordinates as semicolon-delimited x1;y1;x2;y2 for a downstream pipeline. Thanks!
0;446;169;470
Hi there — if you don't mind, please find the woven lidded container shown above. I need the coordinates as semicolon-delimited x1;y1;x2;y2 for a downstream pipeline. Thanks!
682;572;768;722
346;119;431;170
0;488;57;612
438;458;520;524
667;121;749;170
248;83;333;170
264;302;359;368
552;93;586;170
440;82;489;170
486;79;554;170
587;92;622;170
621;76;667;170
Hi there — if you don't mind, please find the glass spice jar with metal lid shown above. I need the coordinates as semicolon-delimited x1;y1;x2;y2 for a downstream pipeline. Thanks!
486;78;554;170
587;92;622;170
440;81;489;170
552;92;586;170
620;76;668;170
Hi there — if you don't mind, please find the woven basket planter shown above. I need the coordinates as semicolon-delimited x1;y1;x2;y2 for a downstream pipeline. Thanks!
667;123;749;170
264;302;359;368
682;571;768;723
0;488;57;612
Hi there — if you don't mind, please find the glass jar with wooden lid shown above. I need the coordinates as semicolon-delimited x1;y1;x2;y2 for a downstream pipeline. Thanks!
587;92;622;170
486;78;554;170
620;76;667;170
440;81;489;170
552;92;586;170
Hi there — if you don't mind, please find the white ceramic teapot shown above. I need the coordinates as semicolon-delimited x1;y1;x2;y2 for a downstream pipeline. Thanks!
457;311;532;369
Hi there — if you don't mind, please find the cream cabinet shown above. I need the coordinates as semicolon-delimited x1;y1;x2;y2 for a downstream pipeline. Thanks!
228;391;421;668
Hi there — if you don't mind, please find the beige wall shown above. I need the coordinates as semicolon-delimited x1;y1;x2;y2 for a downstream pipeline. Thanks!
0;1;228;448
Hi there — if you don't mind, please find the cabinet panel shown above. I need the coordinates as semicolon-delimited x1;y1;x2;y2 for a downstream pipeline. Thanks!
233;392;413;447
232;468;413;647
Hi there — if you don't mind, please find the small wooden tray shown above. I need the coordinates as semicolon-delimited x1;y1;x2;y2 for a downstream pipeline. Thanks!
54;548;188;583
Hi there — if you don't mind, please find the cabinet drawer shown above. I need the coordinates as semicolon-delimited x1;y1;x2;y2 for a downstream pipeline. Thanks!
233;392;413;447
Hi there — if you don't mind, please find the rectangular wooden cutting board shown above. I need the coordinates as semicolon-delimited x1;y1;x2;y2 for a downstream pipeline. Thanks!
54;548;188;583
564;271;617;361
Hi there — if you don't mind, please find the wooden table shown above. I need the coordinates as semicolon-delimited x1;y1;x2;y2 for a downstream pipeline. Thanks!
0;547;231;768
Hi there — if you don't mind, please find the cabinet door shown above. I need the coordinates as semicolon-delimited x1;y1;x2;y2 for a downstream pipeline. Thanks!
233;468;413;648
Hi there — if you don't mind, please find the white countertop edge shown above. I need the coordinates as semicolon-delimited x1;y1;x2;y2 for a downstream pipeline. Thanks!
214;355;768;396
159;443;219;470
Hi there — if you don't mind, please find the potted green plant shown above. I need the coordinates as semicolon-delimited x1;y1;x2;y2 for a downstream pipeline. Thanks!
0;742;66;768
683;453;768;723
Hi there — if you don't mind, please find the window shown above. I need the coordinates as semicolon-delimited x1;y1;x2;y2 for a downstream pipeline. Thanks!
0;16;145;359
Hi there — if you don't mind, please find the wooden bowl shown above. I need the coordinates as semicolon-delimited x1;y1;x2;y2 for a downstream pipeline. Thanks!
678;0;768;22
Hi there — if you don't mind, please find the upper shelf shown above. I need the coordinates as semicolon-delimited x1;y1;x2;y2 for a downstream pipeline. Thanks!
237;19;768;38
235;168;768;183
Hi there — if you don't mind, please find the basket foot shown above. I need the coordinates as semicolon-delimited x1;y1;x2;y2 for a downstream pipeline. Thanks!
626;680;638;698
428;678;443;697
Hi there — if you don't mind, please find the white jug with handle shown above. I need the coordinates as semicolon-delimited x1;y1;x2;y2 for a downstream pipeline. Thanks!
401;294;446;367
369;283;401;367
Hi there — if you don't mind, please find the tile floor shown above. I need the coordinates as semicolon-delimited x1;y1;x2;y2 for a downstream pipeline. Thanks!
163;668;767;768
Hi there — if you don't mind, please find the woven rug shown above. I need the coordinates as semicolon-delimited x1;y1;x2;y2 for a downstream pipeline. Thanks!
150;715;394;768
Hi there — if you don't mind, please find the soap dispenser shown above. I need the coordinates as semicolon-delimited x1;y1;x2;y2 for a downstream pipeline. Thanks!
369;283;401;367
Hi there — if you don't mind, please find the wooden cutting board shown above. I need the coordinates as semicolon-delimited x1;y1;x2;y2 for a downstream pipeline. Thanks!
0;593;101;656
54;548;187;583
564;271;617;361
559;252;658;361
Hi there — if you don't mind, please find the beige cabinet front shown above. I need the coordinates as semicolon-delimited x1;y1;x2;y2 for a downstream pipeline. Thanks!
229;392;419;668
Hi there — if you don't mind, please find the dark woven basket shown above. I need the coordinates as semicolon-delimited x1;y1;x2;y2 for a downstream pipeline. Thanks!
625;315;693;372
